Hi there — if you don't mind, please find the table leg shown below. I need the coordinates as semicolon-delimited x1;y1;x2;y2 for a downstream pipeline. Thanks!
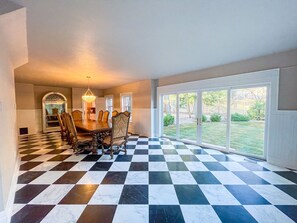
92;133;98;154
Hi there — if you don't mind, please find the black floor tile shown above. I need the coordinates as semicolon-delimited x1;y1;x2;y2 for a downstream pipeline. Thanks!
149;172;172;184
48;155;72;161
11;205;54;223
46;149;67;154
203;162;228;171
81;155;101;162
162;149;178;155
180;155;199;162
212;154;233;162
275;171;297;184
190;149;207;154
213;205;257;223
129;162;148;171
149;155;165;162
233;171;269;185
14;185;49;203
54;171;86;184
275;185;297;200
225;185;270;205
101;172;127;184
174;185;209;204
167;162;188;171
276;205;297;222
191;171;221;184
17;171;45;184
89;162;112;171
119;185;148;204
50;162;78;171
77;205;117;223
19;162;43;171
21;155;41;161
149;205;185;223
149;145;161;149
59;185;98;204
115;155;133;162
134;149;148;154
174;145;188;149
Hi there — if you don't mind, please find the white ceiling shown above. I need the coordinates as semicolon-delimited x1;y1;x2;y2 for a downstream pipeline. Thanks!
12;0;297;89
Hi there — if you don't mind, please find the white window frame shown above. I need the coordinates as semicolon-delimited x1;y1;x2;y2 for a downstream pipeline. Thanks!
104;95;113;115
120;92;133;121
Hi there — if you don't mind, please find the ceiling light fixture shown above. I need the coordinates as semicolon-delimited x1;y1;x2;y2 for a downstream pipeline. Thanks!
82;76;96;103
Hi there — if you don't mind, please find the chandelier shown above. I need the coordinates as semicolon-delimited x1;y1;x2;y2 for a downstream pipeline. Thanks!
82;76;96;103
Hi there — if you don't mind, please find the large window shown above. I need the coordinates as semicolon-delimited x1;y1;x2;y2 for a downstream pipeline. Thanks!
105;95;113;114
121;92;132;119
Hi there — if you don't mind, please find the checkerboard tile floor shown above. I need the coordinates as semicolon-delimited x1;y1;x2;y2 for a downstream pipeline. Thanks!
11;132;297;223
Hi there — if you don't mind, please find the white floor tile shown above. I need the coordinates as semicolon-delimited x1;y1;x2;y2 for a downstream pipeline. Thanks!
30;171;66;184
176;149;193;155
29;185;73;204
184;162;208;171
212;171;246;185
149;185;179;205
64;154;87;162
251;185;297;205
30;154;57;162
199;185;240;205
113;205;149;223
69;162;95;171
148;150;163;155
149;162;168;171
161;145;176;150
257;162;289;171
132;155;149;162
253;171;295;185
41;205;86;223
88;185;123;204
196;155;217;162
203;149;223;155
170;171;197;184
77;171;107;184
244;205;295;223
181;205;221;223
220;162;249;171
109;162;131;171
29;162;60;171
125;171;149;184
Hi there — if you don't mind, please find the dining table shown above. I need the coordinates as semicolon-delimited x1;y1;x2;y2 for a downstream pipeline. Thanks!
74;119;111;154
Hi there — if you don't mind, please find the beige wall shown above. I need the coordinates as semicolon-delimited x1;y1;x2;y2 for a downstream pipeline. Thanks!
34;85;72;109
15;83;35;109
0;5;28;219
103;79;152;109
158;49;297;110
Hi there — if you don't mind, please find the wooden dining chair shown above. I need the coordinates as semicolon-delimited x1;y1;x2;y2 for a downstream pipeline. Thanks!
112;110;118;117
57;113;67;140
102;110;109;123
65;113;93;153
101;112;130;158
72;110;83;121
123;111;130;117
97;110;103;122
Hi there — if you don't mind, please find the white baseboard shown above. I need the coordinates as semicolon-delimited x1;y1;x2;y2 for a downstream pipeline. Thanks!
2;155;21;223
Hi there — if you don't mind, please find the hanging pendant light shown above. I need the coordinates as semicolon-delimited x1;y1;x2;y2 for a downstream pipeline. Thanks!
82;76;96;103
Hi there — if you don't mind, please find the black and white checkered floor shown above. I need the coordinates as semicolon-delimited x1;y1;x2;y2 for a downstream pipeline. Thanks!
11;132;297;223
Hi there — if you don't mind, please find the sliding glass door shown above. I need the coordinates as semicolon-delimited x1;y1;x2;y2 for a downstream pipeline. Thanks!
230;86;267;157
160;85;268;158
162;94;177;138
201;90;228;149
179;93;198;142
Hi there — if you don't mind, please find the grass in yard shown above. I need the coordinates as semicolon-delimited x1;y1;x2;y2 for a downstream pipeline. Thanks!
164;121;265;156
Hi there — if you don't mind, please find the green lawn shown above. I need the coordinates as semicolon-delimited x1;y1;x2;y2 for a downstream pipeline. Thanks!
164;121;265;156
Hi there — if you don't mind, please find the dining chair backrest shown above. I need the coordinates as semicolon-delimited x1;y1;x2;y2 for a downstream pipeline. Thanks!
57;113;64;129
112;110;118;117
111;112;130;141
123;111;130;117
72;110;83;121
65;113;78;139
102;110;109;123
97;110;103;122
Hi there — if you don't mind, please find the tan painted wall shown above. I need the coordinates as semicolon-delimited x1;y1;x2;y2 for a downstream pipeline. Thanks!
158;49;297;110
34;85;72;109
103;79;152;109
15;83;35;109
0;6;28;216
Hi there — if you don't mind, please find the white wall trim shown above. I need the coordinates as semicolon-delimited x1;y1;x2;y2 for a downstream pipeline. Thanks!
0;156;20;223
